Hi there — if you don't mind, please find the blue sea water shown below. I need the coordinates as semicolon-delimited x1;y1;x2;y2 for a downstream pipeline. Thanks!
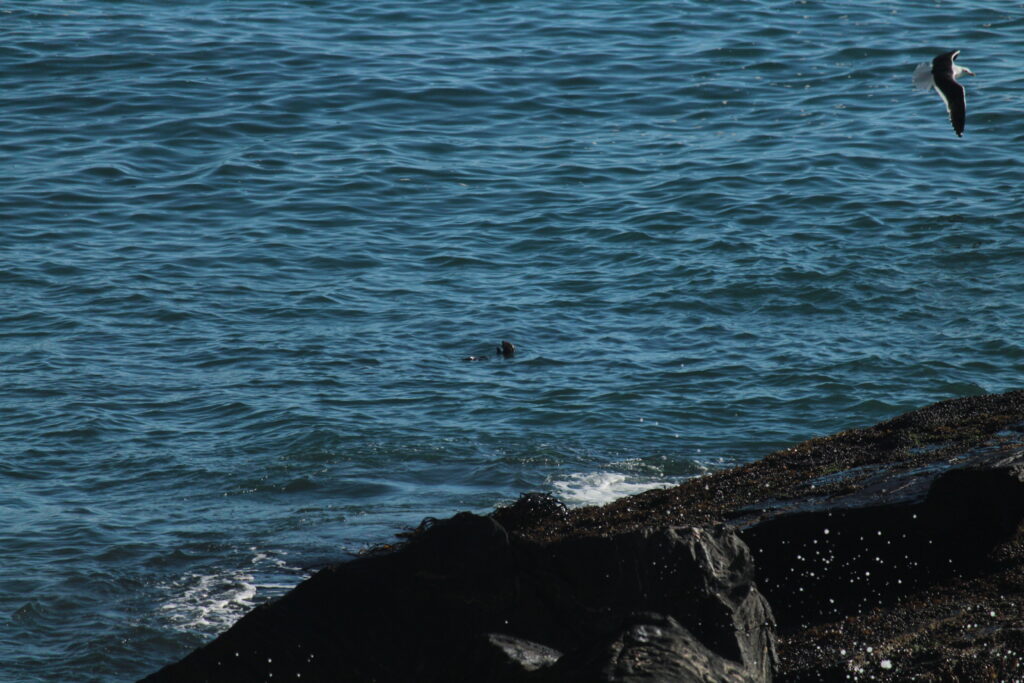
2;1;1024;680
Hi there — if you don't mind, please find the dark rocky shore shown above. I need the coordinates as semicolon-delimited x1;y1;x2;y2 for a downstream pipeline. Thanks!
143;390;1024;681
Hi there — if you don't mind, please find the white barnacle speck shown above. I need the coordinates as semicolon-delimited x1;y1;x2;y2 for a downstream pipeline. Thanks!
881;659;893;670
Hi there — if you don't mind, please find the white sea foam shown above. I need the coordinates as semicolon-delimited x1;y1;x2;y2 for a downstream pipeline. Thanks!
552;471;674;507
159;550;306;634
160;570;258;633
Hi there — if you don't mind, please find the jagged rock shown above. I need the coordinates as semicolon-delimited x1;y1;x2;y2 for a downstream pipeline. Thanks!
142;390;1024;681
492;492;568;529
481;633;562;674
141;515;775;682
541;612;762;682
735;437;1024;629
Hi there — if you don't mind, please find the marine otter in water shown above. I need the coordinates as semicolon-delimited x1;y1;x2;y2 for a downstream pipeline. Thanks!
463;340;516;361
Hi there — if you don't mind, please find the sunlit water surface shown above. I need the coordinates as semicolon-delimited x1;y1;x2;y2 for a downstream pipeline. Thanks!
3;1;1023;680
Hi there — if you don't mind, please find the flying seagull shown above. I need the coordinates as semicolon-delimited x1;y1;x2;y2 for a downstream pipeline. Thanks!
913;50;975;137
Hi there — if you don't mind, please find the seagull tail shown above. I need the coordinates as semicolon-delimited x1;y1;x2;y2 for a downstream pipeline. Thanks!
912;62;934;90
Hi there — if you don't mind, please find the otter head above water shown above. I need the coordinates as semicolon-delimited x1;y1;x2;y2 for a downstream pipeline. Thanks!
463;340;516;361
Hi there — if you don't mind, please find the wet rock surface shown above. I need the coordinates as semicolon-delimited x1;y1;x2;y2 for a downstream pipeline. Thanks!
142;515;774;682
142;390;1024;681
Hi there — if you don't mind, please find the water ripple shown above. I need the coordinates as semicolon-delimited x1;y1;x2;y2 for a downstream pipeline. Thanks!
4;1;1024;681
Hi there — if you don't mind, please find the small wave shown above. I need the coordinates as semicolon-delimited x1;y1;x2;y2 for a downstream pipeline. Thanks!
158;551;306;635
159;569;258;634
551;471;673;508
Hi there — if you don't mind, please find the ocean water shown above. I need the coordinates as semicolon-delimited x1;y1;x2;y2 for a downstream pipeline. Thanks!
2;1;1024;680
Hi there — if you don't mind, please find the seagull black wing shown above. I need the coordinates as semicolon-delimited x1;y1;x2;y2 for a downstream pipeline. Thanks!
933;72;966;137
930;50;967;137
